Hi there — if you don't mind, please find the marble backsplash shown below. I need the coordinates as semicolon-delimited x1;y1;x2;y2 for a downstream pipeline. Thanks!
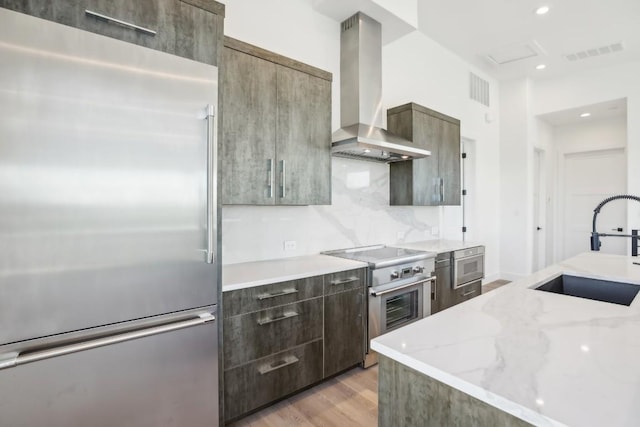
222;157;461;265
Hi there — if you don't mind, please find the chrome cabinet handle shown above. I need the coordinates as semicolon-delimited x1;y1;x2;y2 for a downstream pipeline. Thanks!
205;105;217;264
280;160;286;198
258;355;299;375
256;288;298;300
267;159;274;198
0;313;215;370
85;10;157;36
257;311;299;326
371;276;436;297
461;289;478;297
330;277;359;286
440;177;444;203
432;276;437;301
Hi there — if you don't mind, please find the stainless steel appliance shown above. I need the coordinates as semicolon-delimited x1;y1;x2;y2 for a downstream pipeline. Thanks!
0;8;219;426
323;245;435;367
453;246;485;288
331;12;431;162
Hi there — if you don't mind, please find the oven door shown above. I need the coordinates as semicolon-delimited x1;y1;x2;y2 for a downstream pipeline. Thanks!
453;248;484;289
369;277;429;338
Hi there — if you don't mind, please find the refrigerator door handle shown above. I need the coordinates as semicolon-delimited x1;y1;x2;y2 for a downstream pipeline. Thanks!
0;313;215;370
205;104;217;264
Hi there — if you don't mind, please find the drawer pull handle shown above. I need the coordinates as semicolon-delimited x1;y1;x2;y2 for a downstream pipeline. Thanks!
461;289;478;297
258;355;299;375
85;10;157;36
330;277;359;286
257;311;299;325
257;288;298;300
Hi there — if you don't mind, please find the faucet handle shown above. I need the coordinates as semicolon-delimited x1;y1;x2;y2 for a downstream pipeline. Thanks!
612;227;624;232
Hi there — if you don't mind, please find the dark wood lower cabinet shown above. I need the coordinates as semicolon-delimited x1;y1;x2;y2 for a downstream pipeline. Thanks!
222;267;366;423
224;340;323;422
324;288;364;378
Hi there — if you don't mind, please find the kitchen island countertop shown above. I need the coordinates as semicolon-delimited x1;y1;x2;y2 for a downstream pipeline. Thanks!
371;252;640;426
223;255;367;291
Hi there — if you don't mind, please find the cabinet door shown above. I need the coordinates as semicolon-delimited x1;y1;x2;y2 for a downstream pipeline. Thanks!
432;262;452;314
276;66;331;205
413;111;442;205
324;288;364;377
221;47;277;204
440;120;461;205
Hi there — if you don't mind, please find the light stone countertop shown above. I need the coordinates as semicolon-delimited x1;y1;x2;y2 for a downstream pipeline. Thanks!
396;239;483;254
222;255;368;292
371;252;640;427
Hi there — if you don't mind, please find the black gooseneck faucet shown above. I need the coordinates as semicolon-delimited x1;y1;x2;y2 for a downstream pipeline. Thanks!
590;194;640;255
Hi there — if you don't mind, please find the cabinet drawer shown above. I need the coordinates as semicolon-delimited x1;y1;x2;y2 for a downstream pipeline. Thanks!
224;339;323;422
224;297;323;368
223;275;323;318
453;281;482;305
324;268;366;295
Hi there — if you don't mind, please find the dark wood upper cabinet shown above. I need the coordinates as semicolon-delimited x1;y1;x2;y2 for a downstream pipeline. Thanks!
0;0;224;66
221;37;332;205
387;102;461;206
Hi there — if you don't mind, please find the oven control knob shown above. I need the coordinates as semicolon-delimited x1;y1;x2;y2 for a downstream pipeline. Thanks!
390;270;400;279
412;266;424;274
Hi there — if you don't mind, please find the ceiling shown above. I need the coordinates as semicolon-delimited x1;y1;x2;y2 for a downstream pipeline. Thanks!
416;0;640;81
538;98;627;126
314;0;640;81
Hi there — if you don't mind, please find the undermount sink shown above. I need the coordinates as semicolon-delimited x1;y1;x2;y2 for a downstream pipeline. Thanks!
534;274;640;306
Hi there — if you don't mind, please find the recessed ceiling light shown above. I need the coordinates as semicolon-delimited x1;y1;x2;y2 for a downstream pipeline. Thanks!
580;112;591;118
401;155;409;159
535;6;550;15
536;64;546;70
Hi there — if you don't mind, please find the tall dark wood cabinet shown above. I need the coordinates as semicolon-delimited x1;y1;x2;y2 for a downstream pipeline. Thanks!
221;37;332;205
387;102;461;206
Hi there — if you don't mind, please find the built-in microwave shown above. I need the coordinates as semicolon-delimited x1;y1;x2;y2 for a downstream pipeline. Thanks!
453;246;484;288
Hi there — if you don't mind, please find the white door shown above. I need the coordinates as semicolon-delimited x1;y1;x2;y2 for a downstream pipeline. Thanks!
562;148;627;259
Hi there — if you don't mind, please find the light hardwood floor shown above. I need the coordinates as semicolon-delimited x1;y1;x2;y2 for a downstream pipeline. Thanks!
229;366;378;427
228;280;510;426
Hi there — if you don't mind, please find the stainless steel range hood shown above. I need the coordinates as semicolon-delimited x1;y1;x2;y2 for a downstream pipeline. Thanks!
332;12;430;163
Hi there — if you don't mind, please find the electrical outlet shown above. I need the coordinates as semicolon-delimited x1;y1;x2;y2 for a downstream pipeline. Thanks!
431;226;439;236
396;231;404;240
283;240;297;251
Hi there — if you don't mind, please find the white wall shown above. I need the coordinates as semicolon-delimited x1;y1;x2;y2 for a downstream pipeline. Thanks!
221;0;502;280
533;61;640;238
499;79;534;280
500;61;640;277
551;116;628;260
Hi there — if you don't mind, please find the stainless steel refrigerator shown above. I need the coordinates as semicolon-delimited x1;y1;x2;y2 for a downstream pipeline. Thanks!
0;8;220;426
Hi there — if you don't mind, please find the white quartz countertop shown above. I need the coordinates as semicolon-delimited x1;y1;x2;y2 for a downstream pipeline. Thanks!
371;252;640;427
396;239;482;254
223;255;367;292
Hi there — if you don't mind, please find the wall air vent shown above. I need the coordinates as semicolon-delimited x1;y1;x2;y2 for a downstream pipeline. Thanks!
564;42;624;62
469;72;490;107
341;15;357;32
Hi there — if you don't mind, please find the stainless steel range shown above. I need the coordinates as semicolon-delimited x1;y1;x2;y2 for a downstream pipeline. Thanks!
323;245;436;367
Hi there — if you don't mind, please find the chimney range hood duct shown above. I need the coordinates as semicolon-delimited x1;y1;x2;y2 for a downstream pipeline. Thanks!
331;12;430;163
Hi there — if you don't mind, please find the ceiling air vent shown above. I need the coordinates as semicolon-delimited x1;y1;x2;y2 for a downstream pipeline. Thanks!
565;42;624;62
469;72;490;107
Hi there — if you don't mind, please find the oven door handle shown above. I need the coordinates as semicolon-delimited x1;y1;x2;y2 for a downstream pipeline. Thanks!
370;276;436;297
